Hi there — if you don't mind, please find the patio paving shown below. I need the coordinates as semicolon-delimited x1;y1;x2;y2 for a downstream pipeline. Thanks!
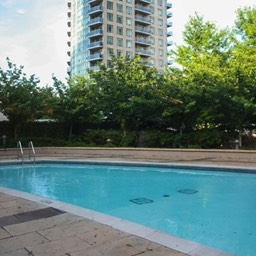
0;192;189;256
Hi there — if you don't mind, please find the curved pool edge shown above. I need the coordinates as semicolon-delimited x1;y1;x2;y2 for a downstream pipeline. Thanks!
0;184;231;256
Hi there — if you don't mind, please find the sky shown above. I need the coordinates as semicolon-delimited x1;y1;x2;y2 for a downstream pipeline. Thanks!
0;0;255;87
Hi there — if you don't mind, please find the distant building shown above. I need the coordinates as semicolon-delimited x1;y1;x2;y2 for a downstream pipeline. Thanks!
67;0;173;77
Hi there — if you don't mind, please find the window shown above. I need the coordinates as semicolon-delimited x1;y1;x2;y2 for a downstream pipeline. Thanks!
117;26;123;35
158;28;163;36
158;39;163;46
126;40;132;48
107;48;114;56
107;24;113;33
117;49;123;55
117;38;123;47
158;9;163;16
126;0;131;3
158;19;163;27
117;15;123;24
107;60;112;67
159;59;163;67
157;0;162;6
126;51;132;57
126;6;132;15
159;49;163;56
126;28;132;37
107;36;113;45
117;3;123;12
107;13;113;21
126;17;132;26
107;1;113;10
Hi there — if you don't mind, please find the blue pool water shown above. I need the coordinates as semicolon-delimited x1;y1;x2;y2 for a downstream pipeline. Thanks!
0;162;256;256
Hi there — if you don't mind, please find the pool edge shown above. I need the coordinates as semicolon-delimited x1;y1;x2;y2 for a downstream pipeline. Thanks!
0;185;232;256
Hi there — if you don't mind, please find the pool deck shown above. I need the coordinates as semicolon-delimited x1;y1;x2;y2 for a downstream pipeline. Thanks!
1;148;255;256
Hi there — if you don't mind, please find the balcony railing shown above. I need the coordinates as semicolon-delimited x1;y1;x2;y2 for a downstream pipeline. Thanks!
135;5;151;14
167;21;173;27
87;41;103;49
135;37;152;45
87;29;103;38
135;48;152;56
87;5;103;15
88;53;103;61
135;26;152;35
167;2;172;8
137;0;151;4
135;15;151;24
87;17;103;26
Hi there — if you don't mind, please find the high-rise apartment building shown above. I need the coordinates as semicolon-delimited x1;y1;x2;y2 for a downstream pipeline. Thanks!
67;0;172;77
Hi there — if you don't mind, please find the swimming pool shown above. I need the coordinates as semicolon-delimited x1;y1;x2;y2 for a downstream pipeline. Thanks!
0;161;255;256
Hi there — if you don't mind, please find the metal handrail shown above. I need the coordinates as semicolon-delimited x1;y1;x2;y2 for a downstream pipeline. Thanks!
28;141;36;164
17;141;24;164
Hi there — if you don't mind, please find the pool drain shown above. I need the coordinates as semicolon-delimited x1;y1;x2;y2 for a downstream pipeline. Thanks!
178;189;198;194
130;198;154;205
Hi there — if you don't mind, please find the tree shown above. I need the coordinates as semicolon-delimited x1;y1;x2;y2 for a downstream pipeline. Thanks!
89;55;166;137
51;76;99;139
0;58;41;138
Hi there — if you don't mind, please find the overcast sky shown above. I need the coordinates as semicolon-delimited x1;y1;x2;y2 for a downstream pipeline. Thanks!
0;0;255;86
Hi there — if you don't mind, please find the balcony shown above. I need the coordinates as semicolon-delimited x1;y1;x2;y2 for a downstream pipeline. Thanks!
167;2;172;8
135;48;152;56
167;40;173;46
135;15;151;25
135;37;152;46
136;0;151;4
87;29;103;38
135;5;151;14
135;26;152;35
87;41;103;49
88;53;103;61
87;5;103;15
87;17;103;26
167;21;173;27
88;65;100;71
167;11;172;18
167;30;173;36
86;0;102;4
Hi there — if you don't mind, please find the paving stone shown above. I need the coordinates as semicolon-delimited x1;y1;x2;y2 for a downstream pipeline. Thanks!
71;236;139;256
0;215;21;227
37;219;100;241
0;227;12;239
0;232;48;254
5;218;54;236
0;193;16;202
0;199;46;217
5;213;83;236
15;207;65;222
77;225;130;246
0;248;31;256
25;235;92;256
136;245;189;256
46;212;85;225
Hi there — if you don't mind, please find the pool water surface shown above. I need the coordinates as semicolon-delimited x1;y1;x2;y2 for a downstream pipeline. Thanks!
0;162;255;256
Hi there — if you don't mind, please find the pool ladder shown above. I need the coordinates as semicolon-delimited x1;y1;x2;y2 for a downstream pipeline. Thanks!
17;141;36;164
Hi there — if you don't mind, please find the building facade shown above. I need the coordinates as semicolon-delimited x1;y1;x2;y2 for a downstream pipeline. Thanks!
67;0;172;76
